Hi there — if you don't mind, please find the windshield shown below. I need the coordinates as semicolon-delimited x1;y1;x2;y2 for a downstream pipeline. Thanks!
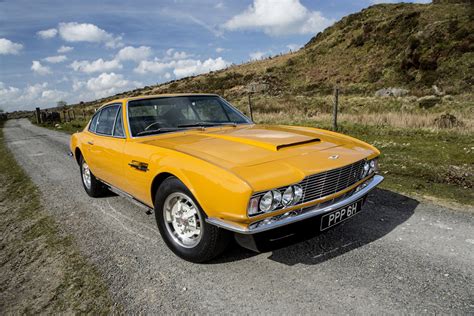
127;95;251;137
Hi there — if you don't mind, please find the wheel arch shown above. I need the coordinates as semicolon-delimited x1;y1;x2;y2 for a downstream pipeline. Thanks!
74;147;82;165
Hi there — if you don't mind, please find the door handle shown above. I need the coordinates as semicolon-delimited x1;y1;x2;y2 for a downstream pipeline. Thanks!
128;161;149;172
87;141;94;145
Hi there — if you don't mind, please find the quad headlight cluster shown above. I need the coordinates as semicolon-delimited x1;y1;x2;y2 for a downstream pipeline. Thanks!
361;158;379;179
248;185;303;216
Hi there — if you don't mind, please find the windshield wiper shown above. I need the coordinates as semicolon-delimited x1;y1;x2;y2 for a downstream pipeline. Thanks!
177;122;237;128
136;127;182;136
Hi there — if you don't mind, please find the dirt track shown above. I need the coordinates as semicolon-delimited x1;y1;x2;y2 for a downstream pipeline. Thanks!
4;119;473;314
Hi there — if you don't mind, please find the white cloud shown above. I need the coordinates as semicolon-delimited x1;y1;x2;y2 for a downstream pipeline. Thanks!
58;22;123;48
37;28;58;39
215;47;225;53
165;48;190;60
81;72;142;99
134;59;169;74
70;58;122;73
72;80;85;92
0;38;23;55
134;56;230;78
31;61;52;75
223;0;334;36
249;51;268;60
173;57;229;77
43;55;67;63
0;82;68;111
57;45;74;53
41;89;68;100
0;82;21;101
116;46;152;62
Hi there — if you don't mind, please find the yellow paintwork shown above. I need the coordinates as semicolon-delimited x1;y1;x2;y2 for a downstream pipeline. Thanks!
70;95;380;226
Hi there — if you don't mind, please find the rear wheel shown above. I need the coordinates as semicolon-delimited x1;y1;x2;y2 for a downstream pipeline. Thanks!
154;177;230;262
80;156;107;197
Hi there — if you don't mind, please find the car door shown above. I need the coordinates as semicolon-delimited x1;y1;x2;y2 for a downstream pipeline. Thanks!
89;104;126;189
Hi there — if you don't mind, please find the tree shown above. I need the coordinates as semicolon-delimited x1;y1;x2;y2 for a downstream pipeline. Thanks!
57;100;67;108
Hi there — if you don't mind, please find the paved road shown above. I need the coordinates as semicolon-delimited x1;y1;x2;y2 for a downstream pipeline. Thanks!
4;119;474;314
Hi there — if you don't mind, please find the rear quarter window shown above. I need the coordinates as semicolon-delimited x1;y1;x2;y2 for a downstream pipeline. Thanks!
96;105;119;135
89;112;99;132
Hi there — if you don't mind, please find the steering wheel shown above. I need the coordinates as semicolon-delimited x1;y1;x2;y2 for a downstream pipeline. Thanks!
144;120;166;131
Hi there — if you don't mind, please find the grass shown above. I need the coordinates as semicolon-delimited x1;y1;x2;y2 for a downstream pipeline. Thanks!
0;120;116;313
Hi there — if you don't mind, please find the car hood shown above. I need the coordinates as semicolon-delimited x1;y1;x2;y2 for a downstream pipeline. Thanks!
141;124;379;190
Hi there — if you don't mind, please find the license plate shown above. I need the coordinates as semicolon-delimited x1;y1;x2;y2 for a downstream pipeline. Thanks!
320;199;363;231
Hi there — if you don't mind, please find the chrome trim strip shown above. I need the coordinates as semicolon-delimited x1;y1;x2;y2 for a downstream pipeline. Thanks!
206;175;384;235
100;179;154;211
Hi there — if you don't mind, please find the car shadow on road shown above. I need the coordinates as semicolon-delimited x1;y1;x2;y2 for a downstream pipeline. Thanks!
212;188;418;265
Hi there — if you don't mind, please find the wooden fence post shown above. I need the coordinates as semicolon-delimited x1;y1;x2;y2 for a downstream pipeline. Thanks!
35;107;41;124
333;86;339;131
247;94;254;121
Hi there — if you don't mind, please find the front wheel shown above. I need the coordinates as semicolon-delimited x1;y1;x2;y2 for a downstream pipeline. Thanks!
154;177;230;263
80;156;108;197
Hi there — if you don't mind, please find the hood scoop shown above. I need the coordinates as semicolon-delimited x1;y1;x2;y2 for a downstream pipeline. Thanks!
276;138;321;150
197;132;321;151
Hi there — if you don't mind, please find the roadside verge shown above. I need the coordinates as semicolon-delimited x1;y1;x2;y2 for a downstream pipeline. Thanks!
0;120;117;313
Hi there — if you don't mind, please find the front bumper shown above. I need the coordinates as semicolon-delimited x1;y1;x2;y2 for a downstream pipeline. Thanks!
206;175;384;235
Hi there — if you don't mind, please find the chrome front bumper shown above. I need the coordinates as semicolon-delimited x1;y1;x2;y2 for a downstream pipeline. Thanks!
206;175;384;235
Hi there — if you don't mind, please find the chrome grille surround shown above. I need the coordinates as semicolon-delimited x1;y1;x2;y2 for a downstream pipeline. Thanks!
300;159;365;203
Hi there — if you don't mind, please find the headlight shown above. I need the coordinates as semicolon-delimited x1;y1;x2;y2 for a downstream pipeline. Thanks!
293;185;303;203
282;186;294;206
259;191;273;212
271;190;282;209
361;161;370;178
249;185;304;216
369;158;379;174
361;158;379;179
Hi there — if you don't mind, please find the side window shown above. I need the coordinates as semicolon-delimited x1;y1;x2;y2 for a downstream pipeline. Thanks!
113;107;125;137
89;112;99;132
96;105;119;135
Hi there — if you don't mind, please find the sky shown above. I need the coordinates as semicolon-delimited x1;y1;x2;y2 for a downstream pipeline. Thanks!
0;0;430;112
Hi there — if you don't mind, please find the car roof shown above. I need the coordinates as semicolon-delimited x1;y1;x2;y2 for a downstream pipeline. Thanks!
102;93;219;107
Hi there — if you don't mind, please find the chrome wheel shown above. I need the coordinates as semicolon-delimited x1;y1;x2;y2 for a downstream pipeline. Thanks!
82;161;92;189
163;192;203;248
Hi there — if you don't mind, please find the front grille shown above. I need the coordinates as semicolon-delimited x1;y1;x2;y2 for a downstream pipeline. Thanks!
300;159;365;203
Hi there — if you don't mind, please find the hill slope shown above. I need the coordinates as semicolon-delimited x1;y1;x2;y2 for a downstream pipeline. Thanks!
75;1;473;108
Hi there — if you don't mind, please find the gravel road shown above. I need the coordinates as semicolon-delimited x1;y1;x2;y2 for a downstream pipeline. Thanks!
4;119;474;314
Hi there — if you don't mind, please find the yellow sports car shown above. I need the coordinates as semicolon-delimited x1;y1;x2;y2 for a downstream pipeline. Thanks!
70;94;383;262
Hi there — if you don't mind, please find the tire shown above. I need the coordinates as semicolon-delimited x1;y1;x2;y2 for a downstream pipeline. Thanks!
79;155;108;197
154;176;230;263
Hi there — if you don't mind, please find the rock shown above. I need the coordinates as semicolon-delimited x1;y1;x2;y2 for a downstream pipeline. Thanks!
432;85;445;96
375;87;409;97
434;113;464;128
418;95;441;109
442;94;454;101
